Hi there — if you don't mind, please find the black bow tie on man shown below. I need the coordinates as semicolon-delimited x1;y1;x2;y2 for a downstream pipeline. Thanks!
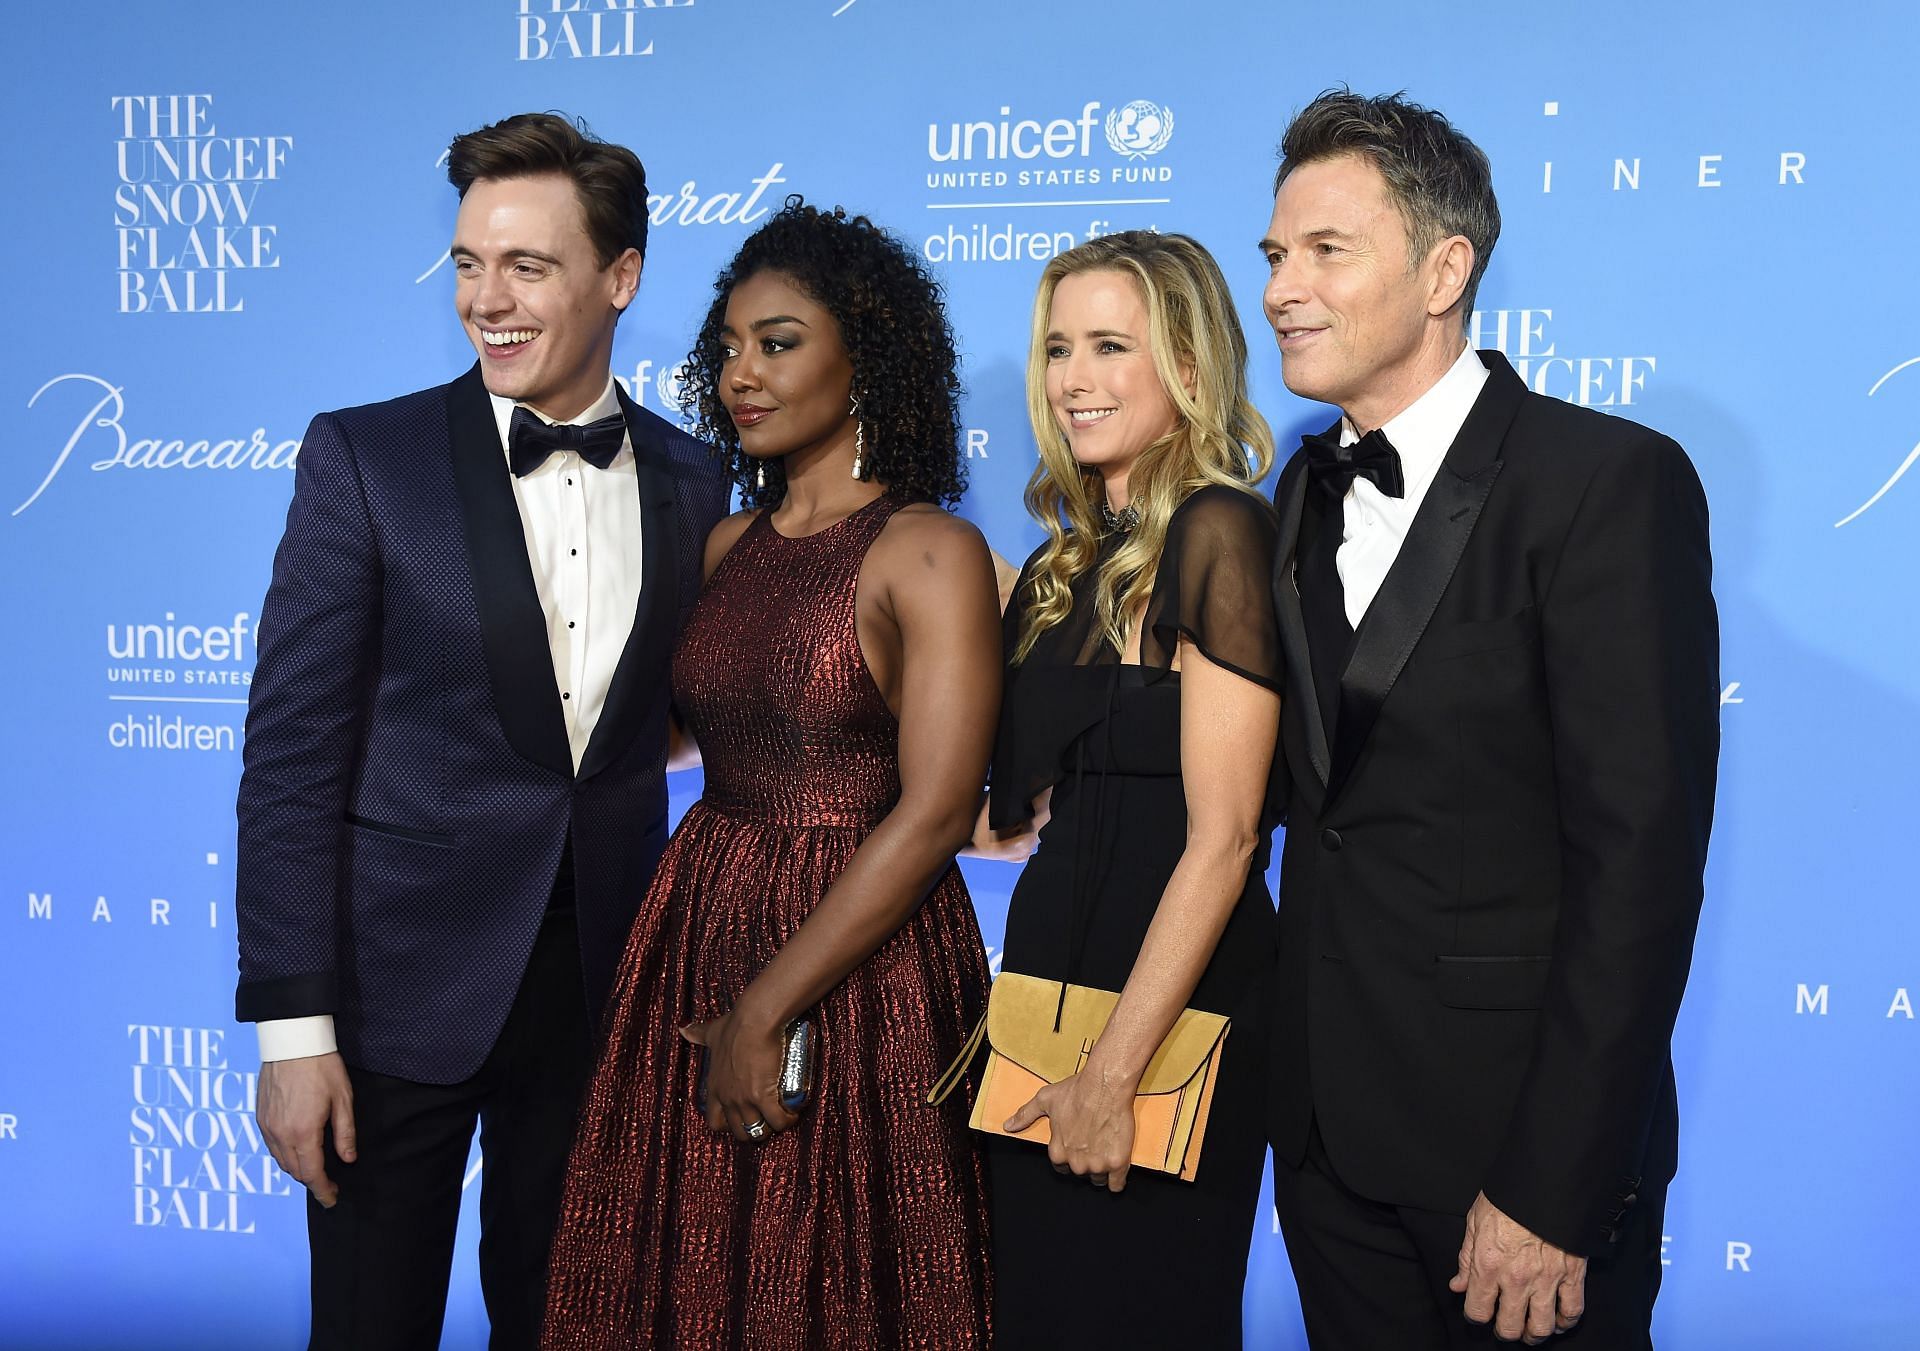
1302;426;1406;501
508;405;628;477
1295;425;1407;737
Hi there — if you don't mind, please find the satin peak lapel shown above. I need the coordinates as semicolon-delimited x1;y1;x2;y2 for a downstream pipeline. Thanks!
1322;352;1525;805
577;385;682;783
1271;443;1331;790
445;364;574;778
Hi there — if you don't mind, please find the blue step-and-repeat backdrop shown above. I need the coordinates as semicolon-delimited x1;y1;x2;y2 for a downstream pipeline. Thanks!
3;2;1915;1347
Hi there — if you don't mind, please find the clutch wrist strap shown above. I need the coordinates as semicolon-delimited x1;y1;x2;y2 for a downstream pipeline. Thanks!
926;1009;990;1106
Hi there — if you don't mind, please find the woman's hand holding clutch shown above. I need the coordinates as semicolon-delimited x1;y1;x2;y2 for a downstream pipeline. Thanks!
682;1006;799;1143
1003;1063;1139;1193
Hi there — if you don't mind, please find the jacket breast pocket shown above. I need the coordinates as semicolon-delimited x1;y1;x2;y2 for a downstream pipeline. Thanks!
1420;606;1539;663
1435;954;1551;1010
345;813;454;848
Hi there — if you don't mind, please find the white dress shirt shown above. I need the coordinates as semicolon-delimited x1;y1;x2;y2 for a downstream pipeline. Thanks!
257;374;642;1064
1333;344;1488;627
491;376;644;770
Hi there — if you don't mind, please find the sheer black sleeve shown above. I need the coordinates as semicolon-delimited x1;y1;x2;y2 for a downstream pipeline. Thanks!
1139;484;1283;690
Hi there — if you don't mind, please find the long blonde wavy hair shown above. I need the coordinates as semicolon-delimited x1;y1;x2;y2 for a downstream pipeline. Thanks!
1013;231;1274;664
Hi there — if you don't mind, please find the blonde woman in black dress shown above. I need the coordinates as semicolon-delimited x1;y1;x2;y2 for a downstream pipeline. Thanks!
982;230;1282;1348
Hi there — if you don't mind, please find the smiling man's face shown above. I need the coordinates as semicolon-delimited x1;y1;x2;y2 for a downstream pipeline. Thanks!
451;173;639;421
1261;153;1439;430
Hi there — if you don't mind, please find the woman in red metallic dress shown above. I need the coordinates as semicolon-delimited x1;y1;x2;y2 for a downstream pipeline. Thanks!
542;199;1000;1348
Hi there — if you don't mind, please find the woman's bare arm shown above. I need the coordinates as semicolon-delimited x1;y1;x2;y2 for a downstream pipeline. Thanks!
690;507;1002;1138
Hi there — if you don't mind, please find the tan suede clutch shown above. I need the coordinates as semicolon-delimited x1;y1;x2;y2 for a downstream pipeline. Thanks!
928;972;1229;1182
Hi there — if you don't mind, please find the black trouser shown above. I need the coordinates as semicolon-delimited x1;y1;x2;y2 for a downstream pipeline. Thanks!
1272;1121;1667;1351
307;907;592;1351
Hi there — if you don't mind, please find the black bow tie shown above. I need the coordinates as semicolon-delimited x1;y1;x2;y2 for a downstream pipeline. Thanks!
508;406;627;477
1302;427;1405;500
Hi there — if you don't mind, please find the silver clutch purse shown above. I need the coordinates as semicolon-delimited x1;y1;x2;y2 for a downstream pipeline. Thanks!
697;1016;817;1114
774;1017;817;1112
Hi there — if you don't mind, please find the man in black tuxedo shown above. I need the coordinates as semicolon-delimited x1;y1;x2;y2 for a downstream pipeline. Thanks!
1260;91;1718;1348
235;114;729;1348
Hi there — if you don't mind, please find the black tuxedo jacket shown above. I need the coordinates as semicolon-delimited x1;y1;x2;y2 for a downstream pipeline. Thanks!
1266;351;1719;1255
234;365;731;1083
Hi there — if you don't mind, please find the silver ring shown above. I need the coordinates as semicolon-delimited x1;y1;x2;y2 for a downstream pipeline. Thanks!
745;1119;768;1140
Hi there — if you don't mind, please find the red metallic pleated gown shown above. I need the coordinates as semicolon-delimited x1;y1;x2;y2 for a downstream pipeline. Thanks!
543;494;993;1349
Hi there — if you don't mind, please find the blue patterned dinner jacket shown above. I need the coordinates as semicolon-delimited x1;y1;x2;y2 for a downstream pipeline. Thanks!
235;364;730;1083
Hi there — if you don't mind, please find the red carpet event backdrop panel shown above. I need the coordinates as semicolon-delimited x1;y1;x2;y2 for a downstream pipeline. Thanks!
2;2;1914;1347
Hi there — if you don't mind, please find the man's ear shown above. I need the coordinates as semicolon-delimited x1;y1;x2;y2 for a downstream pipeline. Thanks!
1426;235;1474;320
610;247;643;313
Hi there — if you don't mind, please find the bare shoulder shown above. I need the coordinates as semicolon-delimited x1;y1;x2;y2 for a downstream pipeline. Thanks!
701;507;760;581
865;503;996;615
872;501;993;573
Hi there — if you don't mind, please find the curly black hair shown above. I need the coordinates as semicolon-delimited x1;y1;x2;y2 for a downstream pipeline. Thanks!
681;196;967;508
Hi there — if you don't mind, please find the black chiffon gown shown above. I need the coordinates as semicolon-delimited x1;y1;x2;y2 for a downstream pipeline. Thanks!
987;485;1285;1349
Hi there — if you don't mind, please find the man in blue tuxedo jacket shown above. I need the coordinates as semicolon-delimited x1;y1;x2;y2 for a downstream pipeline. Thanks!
235;113;730;1348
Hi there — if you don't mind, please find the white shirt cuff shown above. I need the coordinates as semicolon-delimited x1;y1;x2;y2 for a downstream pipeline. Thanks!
257;1014;338;1063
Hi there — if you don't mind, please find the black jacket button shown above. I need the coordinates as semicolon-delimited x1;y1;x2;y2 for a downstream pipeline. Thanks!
1319;828;1343;852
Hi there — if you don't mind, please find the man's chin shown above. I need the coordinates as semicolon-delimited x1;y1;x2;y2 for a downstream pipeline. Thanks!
476;365;531;401
1277;366;1331;405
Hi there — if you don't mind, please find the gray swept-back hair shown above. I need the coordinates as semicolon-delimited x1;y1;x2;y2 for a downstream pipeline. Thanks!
1276;89;1501;323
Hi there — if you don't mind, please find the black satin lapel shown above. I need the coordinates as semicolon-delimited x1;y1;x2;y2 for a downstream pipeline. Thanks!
577;389;681;782
1324;462;1502;802
1322;352;1525;804
446;365;573;778
1271;450;1330;789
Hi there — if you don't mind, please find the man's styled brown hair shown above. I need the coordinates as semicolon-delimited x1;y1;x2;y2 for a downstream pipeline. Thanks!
446;112;650;267
1276;89;1501;322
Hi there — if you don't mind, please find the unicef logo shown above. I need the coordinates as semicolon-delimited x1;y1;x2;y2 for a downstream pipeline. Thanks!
656;360;686;411
1104;100;1174;160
